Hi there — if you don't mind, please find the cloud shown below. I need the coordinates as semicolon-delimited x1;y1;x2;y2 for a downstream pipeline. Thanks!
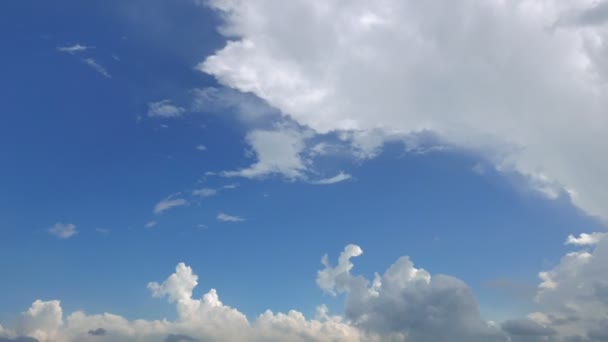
195;145;207;151
216;213;244;222
192;188;217;197
148;100;186;118
191;87;277;123
223;184;239;189
86;328;106;336
56;44;92;54
510;233;608;341
145;221;158;229
82;59;111;78
8;238;608;341
154;196;188;214
165;334;198;342
565;232;606;246
200;0;608;221
221;125;311;180
94;228;109;234
48;223;77;239
310;172;352;185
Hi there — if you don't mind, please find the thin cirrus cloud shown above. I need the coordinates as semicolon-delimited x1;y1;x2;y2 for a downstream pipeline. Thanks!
199;0;608;222
192;188;217;197
154;196;188;214
310;172;352;185
56;44;93;54
48;223;77;239
216;212;244;222
4;234;608;341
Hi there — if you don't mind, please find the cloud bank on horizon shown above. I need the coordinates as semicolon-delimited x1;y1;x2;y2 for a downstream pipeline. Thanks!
198;0;608;221
2;234;608;342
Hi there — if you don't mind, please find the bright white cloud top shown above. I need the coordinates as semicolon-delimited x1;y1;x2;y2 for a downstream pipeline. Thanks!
199;0;608;222
3;236;608;341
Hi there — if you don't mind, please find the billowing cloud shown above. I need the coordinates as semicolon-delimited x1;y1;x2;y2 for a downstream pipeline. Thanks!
565;232;606;246
5;238;608;341
148;100;186;118
48;223;77;239
200;0;608;221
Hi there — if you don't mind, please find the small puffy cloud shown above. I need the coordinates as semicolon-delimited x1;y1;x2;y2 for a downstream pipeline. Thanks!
192;188;217;197
148;100;186;118
216;213;244;222
145;221;158;229
48;223;77;239
222;126;310;180
56;44;92;54
195;145;207;151
310;172;352;185
82;59;111;79
565;232;606;246
154;196;188;214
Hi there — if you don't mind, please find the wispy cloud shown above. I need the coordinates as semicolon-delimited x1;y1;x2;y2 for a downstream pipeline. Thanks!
82;58;111;78
148;100;185;118
196;145;207;151
310;172;352;185
48;223;78;239
145;221;158;229
217;212;245;222
57;44;93;54
192;188;217;197
223;183;239;189
154;197;188;214
95;228;110;234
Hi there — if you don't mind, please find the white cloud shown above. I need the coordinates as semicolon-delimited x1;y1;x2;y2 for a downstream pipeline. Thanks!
195;145;207;151
310;172;352;185
145;221;157;229
565;232;606;246
154;196;188;214
11;239;608;341
513;233;608;341
95;228;110;234
56;44;92;54
82;59;111;78
200;0;608;221
216;213;244;222
48;223;77;239
192;188;217;197
221;125;311;180
223;183;239;189
147;100;186;118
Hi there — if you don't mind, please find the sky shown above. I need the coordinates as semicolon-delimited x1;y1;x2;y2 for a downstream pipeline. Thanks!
1;1;608;341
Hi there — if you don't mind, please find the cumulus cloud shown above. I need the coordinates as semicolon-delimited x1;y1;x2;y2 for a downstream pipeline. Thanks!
200;0;608;221
148;100;186;118
310;172;352;185
6;238;608;341
526;234;608;341
154;196;188;214
216;213;244;222
221;125;311;180
565;232;606;246
48;223;77;239
82;59;111;78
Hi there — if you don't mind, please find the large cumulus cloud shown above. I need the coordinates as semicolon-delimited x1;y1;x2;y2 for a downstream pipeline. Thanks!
199;0;608;221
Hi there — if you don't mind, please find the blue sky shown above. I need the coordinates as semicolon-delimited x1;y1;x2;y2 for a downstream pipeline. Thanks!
2;1;608;342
